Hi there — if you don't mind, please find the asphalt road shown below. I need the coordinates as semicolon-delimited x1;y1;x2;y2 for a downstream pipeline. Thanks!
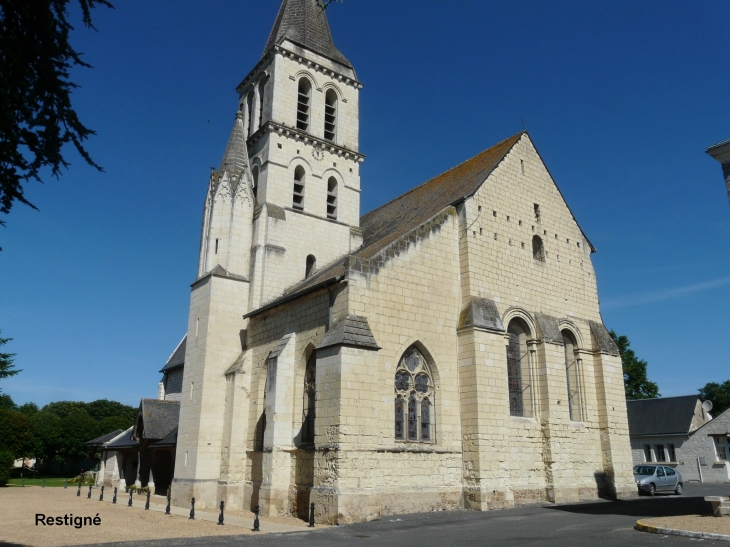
77;482;729;547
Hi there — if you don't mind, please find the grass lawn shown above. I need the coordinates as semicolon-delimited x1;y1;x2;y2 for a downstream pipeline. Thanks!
7;477;77;487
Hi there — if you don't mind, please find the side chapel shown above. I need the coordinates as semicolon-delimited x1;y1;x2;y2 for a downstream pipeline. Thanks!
170;0;636;523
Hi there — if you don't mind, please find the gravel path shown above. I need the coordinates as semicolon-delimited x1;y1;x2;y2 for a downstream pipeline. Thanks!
640;515;730;536
0;487;314;547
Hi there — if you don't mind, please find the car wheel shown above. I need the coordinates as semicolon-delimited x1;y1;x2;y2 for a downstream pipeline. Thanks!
675;483;683;495
648;483;656;496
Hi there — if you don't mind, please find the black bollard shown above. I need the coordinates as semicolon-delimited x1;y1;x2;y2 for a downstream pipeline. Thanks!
77;482;81;497
113;487;117;504
252;504;260;532
88;485;92;499
165;488;171;515
128;490;133;507
42;478;46;488
309;502;315;528
22;478;25;488
99;485;104;501
145;491;150;510
217;501;224;525
189;497;195;520
64;479;68;489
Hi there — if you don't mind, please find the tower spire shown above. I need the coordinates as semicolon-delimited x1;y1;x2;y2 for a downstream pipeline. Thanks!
262;0;352;69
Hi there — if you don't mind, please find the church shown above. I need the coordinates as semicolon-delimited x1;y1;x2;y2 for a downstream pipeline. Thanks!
169;0;636;524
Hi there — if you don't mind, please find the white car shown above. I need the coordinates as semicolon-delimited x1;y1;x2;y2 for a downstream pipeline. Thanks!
633;465;683;496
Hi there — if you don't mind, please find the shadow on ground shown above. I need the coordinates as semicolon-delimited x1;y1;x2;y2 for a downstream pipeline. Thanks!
548;495;713;518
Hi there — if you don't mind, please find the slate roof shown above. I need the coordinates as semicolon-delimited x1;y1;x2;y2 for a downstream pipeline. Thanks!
219;111;250;176
86;429;124;447
160;335;186;373
149;426;178;448
317;315;379;350
262;0;352;69
626;395;700;436
105;427;138;450
134;399;180;441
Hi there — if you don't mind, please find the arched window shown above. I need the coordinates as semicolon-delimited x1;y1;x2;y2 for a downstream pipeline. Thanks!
326;177;337;220
251;165;259;201
532;235;545;262
293;166;305;210
324;89;337;141
296;78;311;131
257;78;267;129
301;353;316;444
246;91;255;137
394;347;434;442
562;330;582;421
506;318;532;417
305;254;316;278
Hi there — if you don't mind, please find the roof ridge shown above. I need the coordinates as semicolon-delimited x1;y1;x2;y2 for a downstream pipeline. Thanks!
362;131;525;221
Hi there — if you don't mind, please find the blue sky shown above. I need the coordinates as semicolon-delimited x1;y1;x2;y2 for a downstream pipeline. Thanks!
1;0;729;407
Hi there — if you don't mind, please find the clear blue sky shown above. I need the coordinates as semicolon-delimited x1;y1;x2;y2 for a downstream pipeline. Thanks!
1;0;729;407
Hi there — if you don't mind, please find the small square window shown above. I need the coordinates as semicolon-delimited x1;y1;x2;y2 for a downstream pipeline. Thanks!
277;143;282;149
493;210;497;217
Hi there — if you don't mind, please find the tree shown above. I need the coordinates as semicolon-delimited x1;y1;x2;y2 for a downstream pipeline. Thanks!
85;399;136;422
0;393;16;410
57;410;97;460
26;411;61;463
698;380;730;417
0;409;30;458
17;402;38;416
0;0;112;231
0;331;19;387
609;330;660;400
96;415;132;435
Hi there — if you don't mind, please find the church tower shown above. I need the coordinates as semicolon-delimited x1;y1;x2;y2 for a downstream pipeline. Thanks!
173;0;362;510
240;0;364;309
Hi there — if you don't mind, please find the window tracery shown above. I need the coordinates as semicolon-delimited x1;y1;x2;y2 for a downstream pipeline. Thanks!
394;347;434;442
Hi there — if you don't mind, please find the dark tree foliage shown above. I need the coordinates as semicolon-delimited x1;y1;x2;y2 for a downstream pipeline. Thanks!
42;399;136;421
609;330;660;400
0;0;112;228
0;408;30;458
17;402;38;415
58;410;97;460
0;393;16;410
0;331;19;386
27;410;61;462
699;380;730;417
97;414;132;434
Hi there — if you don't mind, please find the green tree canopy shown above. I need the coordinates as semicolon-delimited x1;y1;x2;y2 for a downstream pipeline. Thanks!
96;415;133;435
698;380;730;417
17;402;38;415
58;410;97;460
26;411;61;462
0;331;19;387
609;330;660;400
0;393;16;410
0;408;29;458
0;0;112;232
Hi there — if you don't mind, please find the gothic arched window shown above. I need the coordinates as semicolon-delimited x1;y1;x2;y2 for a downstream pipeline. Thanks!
394;347;434;442
293;165;305;211
324;89;337;141
252;165;259;201
506;318;533;417
562;330;583;421
257;78;267;129
246;91;255;137
326;177;337;220
301;353;316;444
296;78;311;131
305;254;316;278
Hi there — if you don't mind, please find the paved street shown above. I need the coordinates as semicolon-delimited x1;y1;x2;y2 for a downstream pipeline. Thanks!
75;483;729;547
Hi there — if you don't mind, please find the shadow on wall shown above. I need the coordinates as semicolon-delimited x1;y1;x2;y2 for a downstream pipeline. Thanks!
594;471;616;500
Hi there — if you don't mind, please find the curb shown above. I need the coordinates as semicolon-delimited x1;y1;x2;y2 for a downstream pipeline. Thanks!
636;519;730;542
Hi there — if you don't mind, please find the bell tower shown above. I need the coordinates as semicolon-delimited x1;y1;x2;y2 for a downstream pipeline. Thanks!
238;0;364;309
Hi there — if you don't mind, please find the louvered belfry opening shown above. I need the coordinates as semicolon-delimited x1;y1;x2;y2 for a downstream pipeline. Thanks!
297;78;311;131
293;165;305;210
324;89;337;141
326;176;337;220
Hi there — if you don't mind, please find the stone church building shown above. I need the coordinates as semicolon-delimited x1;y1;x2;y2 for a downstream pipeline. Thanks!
170;0;635;523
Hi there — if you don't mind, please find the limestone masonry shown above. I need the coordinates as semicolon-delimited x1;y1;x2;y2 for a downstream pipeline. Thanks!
170;0;637;523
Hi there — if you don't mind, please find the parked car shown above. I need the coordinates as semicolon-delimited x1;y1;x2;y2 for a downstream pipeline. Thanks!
633;465;683;496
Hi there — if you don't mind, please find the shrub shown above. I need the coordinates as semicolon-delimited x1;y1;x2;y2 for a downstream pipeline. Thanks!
0;451;14;486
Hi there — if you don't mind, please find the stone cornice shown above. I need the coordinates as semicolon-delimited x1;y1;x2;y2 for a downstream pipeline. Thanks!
246;121;365;163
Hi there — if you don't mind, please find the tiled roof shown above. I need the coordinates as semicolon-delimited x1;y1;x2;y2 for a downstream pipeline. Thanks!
627;395;700;436
85;429;124;447
105;427;138;450
134;399;180;441
149;426;178;448
160;335;186;373
318;315;379;350
262;0;352;69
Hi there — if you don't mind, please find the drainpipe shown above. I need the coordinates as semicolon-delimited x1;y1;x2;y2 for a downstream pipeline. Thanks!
697;456;704;483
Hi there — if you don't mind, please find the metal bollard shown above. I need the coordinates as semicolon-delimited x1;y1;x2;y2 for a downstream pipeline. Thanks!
145;491;150;510
128;490;133;507
309;502;315;528
87;485;92;499
165;489;171;515
189;497;195;520
42;478;46;488
77;482;81;496
64;479;68;489
252;504;260;532
113;487;117;504
22;478;25;488
217;501;224;525
99;485;104;501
